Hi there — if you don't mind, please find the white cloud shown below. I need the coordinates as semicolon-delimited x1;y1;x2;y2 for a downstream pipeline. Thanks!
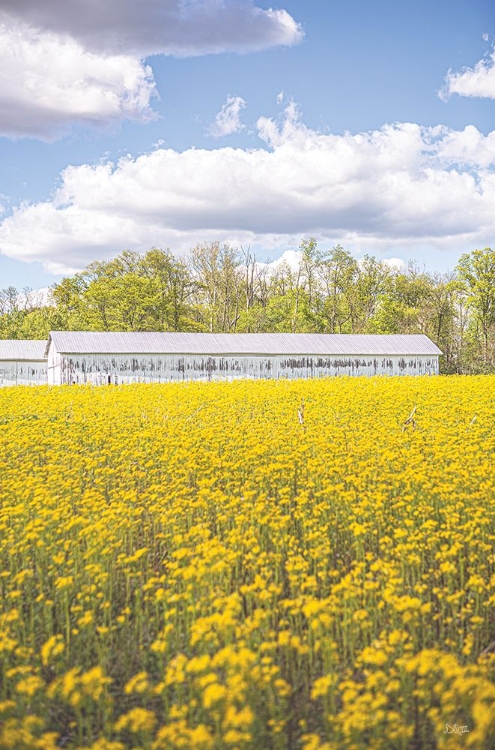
1;107;494;274
257;251;407;277
0;1;303;58
16;287;52;307
0;20;157;139
208;95;246;137
441;48;495;100
0;192;9;215
380;257;406;271
0;2;302;139
257;249;302;273
435;125;495;169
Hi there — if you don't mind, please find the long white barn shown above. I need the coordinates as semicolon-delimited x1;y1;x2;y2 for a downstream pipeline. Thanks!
45;331;441;385
0;340;48;386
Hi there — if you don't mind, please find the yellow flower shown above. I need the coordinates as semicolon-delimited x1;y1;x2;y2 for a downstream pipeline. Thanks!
359;646;388;667
1;375;495;749
40;635;64;666
15;676;44;697
79;666;112;700
124;671;149;694
202;682;228;709
115;708;156;734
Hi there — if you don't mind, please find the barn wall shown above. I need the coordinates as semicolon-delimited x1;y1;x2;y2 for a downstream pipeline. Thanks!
0;361;48;386
56;353;439;385
47;347;61;386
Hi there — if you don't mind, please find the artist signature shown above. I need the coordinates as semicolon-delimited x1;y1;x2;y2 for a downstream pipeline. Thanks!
445;724;469;734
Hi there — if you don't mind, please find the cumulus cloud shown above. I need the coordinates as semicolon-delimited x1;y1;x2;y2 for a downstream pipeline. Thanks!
0;192;8;215
435;125;495;169
377;257;406;271
441;47;495;100
256;249;302;273
0;20;157;139
1;107;494;274
256;251;407;278
208;95;246;137
0;1;303;57
16;287;52;308
0;2;302;138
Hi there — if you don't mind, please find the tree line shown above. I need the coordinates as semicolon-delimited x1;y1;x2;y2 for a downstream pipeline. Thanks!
1;240;494;374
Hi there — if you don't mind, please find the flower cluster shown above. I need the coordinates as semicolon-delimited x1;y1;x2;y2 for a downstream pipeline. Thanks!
0;375;494;748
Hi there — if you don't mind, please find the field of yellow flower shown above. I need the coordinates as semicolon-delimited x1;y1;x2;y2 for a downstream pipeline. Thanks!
1;376;495;750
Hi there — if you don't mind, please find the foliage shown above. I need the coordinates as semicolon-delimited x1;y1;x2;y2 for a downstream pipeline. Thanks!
2;244;495;373
456;248;495;371
48;250;198;333
0;377;494;748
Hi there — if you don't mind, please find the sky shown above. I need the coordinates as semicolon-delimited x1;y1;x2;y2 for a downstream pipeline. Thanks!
0;0;494;290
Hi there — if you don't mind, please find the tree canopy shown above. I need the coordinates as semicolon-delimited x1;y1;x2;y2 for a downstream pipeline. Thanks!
2;242;495;374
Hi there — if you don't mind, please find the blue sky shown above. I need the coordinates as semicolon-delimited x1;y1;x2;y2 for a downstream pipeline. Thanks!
0;0;494;290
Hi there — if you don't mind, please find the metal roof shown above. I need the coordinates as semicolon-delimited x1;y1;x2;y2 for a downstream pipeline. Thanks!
47;332;442;356
0;340;48;361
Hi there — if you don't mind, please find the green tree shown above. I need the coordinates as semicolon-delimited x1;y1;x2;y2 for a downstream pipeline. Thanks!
190;242;243;332
371;263;433;334
316;246;359;333
456;247;495;370
51;249;196;332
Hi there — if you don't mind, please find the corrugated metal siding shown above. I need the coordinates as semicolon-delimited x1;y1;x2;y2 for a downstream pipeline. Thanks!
0;361;48;386
57;353;439;385
48;332;442;356
0;340;47;360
